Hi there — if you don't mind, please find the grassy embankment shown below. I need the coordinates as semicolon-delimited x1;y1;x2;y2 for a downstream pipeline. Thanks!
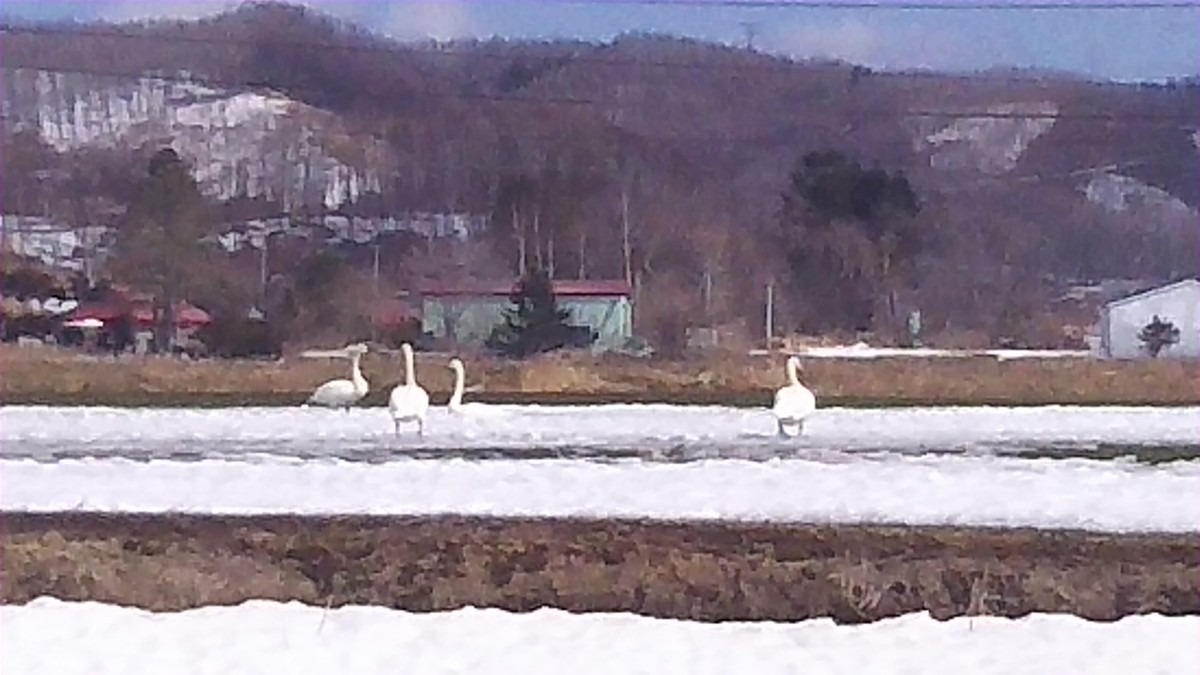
2;513;1196;622
1;345;1197;407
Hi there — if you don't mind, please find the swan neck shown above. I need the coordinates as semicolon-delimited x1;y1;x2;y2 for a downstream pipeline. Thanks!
449;366;464;407
351;354;367;391
786;359;800;386
403;349;415;385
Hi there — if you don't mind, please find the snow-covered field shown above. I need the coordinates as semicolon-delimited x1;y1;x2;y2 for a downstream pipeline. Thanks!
2;404;1198;531
788;342;1091;360
4;404;1196;670
2;598;1196;675
4;452;1198;532
1;404;1196;461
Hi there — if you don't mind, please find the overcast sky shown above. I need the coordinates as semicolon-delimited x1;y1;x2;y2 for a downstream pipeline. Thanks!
3;0;1198;82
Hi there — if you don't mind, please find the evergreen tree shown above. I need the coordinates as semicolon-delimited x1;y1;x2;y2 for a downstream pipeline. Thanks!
110;147;217;351
487;268;573;358
1139;315;1181;357
777;150;924;333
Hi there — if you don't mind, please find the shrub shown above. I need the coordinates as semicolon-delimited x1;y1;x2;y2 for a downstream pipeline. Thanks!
1139;315;1181;358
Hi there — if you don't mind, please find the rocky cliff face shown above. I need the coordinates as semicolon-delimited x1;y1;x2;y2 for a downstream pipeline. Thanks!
2;68;390;211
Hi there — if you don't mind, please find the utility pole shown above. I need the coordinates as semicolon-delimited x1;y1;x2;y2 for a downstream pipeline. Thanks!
82;226;95;287
577;229;587;280
259;235;269;301
513;204;526;274
765;280;775;350
371;240;382;344
703;267;713;321
620;187;633;287
373;242;381;298
739;21;759;50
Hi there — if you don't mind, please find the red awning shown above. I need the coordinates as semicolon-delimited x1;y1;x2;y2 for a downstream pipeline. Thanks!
71;302;212;327
177;304;212;326
69;303;126;323
130;303;212;327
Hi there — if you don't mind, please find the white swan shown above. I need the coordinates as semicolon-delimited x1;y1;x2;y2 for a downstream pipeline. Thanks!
446;357;504;417
388;342;430;436
772;355;817;437
303;343;369;411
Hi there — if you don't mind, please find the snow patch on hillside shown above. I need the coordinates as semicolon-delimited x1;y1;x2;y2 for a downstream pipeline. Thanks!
921;101;1058;175
1083;173;1197;220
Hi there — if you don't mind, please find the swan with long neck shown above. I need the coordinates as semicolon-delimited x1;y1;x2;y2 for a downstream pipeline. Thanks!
388;342;430;436
446;357;503;416
771;355;817;437
303;343;370;411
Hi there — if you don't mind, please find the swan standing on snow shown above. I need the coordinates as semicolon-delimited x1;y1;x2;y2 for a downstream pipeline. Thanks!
446;357;503;417
388;342;430;436
303;343;370;411
772;355;817;437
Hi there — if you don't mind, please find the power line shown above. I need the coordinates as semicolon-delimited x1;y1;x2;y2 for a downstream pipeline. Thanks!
738;20;760;49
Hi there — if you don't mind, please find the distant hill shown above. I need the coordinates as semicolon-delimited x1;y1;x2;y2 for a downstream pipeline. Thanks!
2;0;1197;345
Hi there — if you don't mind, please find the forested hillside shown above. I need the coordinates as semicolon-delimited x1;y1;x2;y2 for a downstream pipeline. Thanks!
2;0;1197;348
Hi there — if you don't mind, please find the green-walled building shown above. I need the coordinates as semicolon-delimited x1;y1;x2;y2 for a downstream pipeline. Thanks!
417;279;634;351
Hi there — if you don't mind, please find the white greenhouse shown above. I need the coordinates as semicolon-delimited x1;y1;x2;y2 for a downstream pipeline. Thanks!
1098;278;1200;360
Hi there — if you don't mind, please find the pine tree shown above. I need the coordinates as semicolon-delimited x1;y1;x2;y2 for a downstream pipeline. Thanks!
110;147;217;352
487;268;573;358
1139;315;1181;358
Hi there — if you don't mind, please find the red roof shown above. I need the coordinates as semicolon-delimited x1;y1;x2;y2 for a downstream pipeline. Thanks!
70;301;212;327
417;279;632;298
131;303;212;327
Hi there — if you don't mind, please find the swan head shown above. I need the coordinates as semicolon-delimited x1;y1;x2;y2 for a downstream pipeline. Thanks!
787;355;803;372
448;357;464;372
344;343;369;357
400;342;414;358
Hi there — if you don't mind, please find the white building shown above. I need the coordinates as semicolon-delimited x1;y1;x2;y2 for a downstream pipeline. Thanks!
1098;279;1200;360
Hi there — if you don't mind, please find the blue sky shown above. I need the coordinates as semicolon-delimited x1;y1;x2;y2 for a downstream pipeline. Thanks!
3;1;1198;81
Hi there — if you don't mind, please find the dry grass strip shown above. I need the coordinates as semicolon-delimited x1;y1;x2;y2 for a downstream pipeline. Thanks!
2;345;1197;407
3;512;1196;623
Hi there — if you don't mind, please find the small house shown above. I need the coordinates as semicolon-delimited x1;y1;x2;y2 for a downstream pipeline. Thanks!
1098;278;1200;359
417;279;633;351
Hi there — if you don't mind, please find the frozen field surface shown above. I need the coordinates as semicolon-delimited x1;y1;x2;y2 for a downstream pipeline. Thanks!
2;598;1197;675
1;404;1196;462
4;453;1197;532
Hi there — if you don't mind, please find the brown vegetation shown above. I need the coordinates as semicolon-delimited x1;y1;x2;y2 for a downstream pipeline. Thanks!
3;512;1196;622
1;345;1197;407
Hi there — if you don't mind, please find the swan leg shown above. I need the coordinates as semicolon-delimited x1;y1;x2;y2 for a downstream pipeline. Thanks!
777;420;788;438
796;420;806;436
417;417;425;437
393;418;400;437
